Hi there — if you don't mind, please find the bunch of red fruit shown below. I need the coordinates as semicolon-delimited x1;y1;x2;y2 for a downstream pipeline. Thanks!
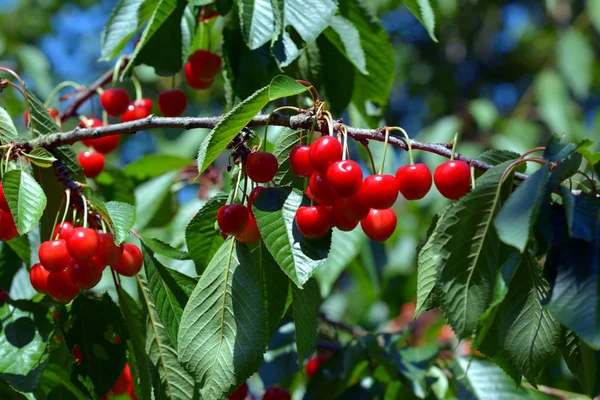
0;183;18;242
29;221;142;303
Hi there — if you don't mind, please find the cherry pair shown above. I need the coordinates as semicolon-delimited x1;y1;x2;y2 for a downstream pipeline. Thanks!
217;202;261;244
120;98;153;123
184;49;222;89
101;87;153;122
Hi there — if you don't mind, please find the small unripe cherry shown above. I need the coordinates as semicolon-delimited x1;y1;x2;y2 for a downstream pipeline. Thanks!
326;160;363;197
217;204;250;236
361;208;397;242
38;239;72;273
69;258;103;289
0;210;18;241
295;206;332;240
235;214;261;244
309;136;342;173
66;228;99;262
361;174;399;209
434;160;471;200
95;233;124;266
100;88;130;117
290;145;314;177
30;263;50;294
111;244;143;277
78;151;105;178
396;164;432;200
158;89;188;117
46;270;80;303
308;172;340;206
246;152;278;183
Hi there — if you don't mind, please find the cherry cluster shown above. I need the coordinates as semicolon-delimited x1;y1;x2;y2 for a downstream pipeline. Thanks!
0;183;18;242
29;220;142;303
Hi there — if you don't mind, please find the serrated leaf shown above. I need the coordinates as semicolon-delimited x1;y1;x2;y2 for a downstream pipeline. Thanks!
105;201;136;245
24;148;56;168
141;236;191;260
273;128;304;189
324;15;367;74
479;254;560;386
178;240;267;399
123;155;192;180
404;0;437;42
253;187;331;288
292;278;320;366
185;194;228;274
100;0;148;61
560;329;600;398
24;87;59;138
0;107;18;145
197;75;309;173
414;213;445;318
557;29;593;99
477;149;522;167
238;0;276;50
495;165;550;253
3;170;47;235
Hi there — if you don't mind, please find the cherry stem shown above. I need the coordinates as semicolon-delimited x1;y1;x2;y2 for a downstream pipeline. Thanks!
3;146;14;175
56;190;71;240
342;126;349;161
111;55;128;86
4;81;27;103
171;74;176;90
0;67;27;92
379;127;390;175
100;219;107;234
501;157;547;184
360;141;377;175
296;80;319;103
575;171;597;195
230;167;244;205
102;110;108;125
81;194;88;228
51;194;67;241
450;132;459;161
263;106;302;152
324;111;334;137
44;81;82;108
130;75;143;102
129;229;142;240
519;146;546;160
470;164;476;190
242;170;249;203
388;126;413;165
307;103;325;146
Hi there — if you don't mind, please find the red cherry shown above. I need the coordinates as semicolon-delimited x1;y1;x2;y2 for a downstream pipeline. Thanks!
235;214;261;244
53;221;74;240
46;270;80;303
305;354;329;379
326;160;363;197
120;104;150;122
396;164;432;200
95;233;124;266
309;136;342;174
295;206;332;239
0;210;17;241
342;189;370;221
434;160;471;200
66;228;99;262
228;382;248;400
72;344;83;364
38;239;72;273
361;208;397;242
361;175;399;209
100;88;130;117
184;62;214;89
0;181;10;212
188;49;222;82
69;258;103;289
30;263;50;294
246;152;278;183
136;98;153;113
330;201;359;232
290;145;314;177
263;387;291;400
90;135;120;154
248;186;266;212
308;172;339;206
112;364;133;395
111;243;143;277
217;204;249;236
79;118;104;147
158;89;188;117
78;151;105;178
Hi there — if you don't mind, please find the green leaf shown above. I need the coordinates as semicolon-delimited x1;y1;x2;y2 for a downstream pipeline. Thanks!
477;149;522;167
435;163;515;338
6;235;31;266
134;171;178;230
495;165;550;253
138;275;196;400
24;87;59;138
535;72;571;136
141;236;191;260
65;294;127;398
123;155;192;180
105;201;136;245
588;0;600;33
238;0;276;50
273;128;304;189
292;278;320;366
324;16;367;74
253;187;331;288
96;165;137;205
24;148;56;168
560;329;600;398
557;29;593;99
143;242;196;346
185;194;228;274
403;0;437;42
317;35;355;115
271;0;337;67
197;75;309;173
0;107;18;145
479;254;560;386
178;240;267;399
0;243;24;290
3;170;47;235
100;0;149;61
38;364;89;400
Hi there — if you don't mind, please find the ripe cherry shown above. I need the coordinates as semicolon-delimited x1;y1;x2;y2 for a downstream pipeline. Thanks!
158;89;188;117
0;181;10;212
326;160;363;197
235;214;261;244
263;387;291;400
39;239;72;272
90;134;120;154
290;145;314;177
78;151;105;178
112;364;133;395
136;98;154;113
248;186;266;212
309;136;342;173
228;382;248;400
184;62;214;89
246;152;278;183
217;204;249;236
30;263;50;294
53;221;74;240
69;258;103;289
361;174;399;209
100;88;130;117
72;344;83;364
434;160;471;200
95;233;124;266
111;243;143;277
295;206;332;239
361;208;397;242
120;103;150;122
306;354;329;378
308;172;339;206
342;189;370;221
330;201;359;232
0;210;17;241
46;270;80;303
396;164;432;200
66;228;99;262
188;49;222;82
